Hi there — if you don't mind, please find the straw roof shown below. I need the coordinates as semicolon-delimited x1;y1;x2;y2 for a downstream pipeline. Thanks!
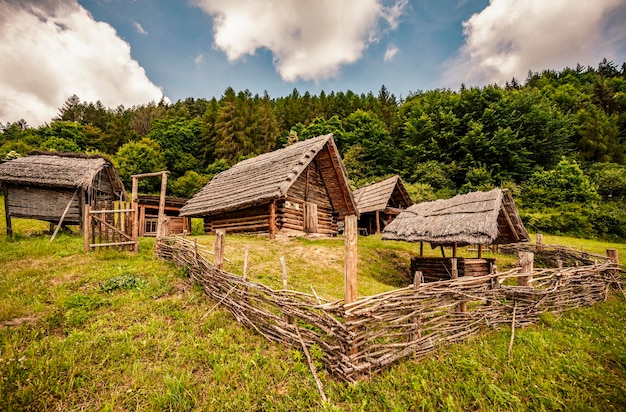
353;175;412;214
382;188;529;246
0;152;124;193
180;134;357;217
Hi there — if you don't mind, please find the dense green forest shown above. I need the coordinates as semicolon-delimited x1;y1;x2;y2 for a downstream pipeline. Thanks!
2;59;626;240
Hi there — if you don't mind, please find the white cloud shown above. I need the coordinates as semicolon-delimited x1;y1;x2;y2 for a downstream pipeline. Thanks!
444;0;626;87
194;53;204;65
193;0;407;82
134;21;147;35
0;0;165;126
384;44;399;62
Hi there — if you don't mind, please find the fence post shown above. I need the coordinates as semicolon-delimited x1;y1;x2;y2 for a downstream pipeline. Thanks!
536;233;543;252
214;229;225;269
451;258;467;312
607;249;618;265
131;176;139;251
518;252;534;286
83;205;90;253
410;271;423;341
344;215;358;304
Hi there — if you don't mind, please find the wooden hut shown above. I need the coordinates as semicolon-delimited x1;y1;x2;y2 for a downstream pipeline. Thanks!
136;195;190;236
382;188;529;282
179;134;358;237
0;152;126;235
353;175;412;235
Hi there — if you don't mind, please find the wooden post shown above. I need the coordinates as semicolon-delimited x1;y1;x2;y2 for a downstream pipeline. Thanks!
214;229;225;270
3;185;12;237
413;271;423;288
440;245;446;258
242;246;249;281
280;256;288;289
269;201;276;240
451;258;466;312
518;251;534;286
344;215;358;304
536;233;543;252
607;249;618;265
83;205;90;252
452;242;457;258
411;271;423;341
375;210;380;234
131;176;139;250
478;244;483;259
419;242;424;257
156;172;167;238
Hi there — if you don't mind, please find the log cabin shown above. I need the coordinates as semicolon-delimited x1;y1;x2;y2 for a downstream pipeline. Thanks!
353;175;412;235
179;134;358;237
0;152;126;236
382;188;529;282
136;195;190;236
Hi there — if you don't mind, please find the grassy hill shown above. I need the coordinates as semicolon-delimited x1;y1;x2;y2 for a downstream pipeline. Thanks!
0;203;625;410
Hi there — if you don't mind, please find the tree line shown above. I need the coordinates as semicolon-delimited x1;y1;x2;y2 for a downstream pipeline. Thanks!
2;59;626;240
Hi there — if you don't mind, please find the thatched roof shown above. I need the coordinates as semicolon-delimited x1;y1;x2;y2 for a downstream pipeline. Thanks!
382;188;529;246
353;175;412;214
0;152;124;193
180;134;357;217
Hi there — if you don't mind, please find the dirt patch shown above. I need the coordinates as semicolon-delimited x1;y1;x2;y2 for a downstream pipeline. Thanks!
1;315;40;328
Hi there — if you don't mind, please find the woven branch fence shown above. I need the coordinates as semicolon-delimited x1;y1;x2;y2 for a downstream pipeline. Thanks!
156;236;623;382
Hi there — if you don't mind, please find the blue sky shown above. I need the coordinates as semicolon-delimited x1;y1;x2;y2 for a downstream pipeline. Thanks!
1;0;625;126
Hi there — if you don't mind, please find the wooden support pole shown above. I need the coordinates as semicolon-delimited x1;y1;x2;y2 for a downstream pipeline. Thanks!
344;215;358;304
451;258;466;312
50;189;78;242
607;249;618;265
269;201;276;240
131;175;139;250
3;185;12;237
156;172;168;238
536;233;543;252
375;210;380;234
280;256;288;289
242;246;249;281
518;251;534;286
413;271;423;288
440;245;446;258
214;229;225;270
83;205;90;253
419;242;424;257
478;244;483;259
452;242;457;258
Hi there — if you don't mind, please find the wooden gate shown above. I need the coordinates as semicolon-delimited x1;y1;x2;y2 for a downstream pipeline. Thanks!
83;201;137;252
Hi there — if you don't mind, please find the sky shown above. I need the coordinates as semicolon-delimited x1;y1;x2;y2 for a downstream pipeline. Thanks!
1;0;625;127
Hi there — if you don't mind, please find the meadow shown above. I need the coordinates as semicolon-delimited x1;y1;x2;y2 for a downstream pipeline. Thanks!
1;205;625;410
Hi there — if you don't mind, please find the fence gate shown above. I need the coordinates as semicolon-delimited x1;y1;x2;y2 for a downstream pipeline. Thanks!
83;201;137;252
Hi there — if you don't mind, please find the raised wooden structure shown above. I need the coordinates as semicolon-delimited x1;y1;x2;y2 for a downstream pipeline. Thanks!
137;195;189;236
410;257;496;282
179;134;358;237
353;175;412;235
383;188;529;282
0;152;126;236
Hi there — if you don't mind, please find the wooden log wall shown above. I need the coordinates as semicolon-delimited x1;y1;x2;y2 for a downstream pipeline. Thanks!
411;257;496;282
156;236;623;382
5;185;82;224
203;204;271;234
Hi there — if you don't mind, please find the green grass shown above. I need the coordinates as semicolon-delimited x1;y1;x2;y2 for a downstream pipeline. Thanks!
1;197;625;410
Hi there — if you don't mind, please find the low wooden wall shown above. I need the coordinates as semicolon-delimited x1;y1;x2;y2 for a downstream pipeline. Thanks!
155;236;622;382
411;257;496;282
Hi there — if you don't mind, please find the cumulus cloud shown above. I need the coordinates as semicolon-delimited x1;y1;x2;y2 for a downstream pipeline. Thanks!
0;0;165;126
444;0;626;87
193;0;407;82
384;44;399;62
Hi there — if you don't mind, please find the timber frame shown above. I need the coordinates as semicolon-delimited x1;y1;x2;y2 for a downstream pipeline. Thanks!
180;134;358;237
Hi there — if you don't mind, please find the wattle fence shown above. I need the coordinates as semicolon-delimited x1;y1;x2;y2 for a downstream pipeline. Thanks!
155;236;623;382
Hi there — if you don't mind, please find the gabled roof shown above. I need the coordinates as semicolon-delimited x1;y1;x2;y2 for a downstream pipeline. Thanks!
353;175;412;214
382;188;529;246
0;152;124;194
180;134;358;217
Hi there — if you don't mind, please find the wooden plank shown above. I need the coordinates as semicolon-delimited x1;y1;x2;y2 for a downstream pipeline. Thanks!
214;229;225;269
269;201;276;239
131;176;139;247
90;214;133;241
156;172;168;238
344;215;358;304
89;241;137;248
3;184;12;237
83;204;90;252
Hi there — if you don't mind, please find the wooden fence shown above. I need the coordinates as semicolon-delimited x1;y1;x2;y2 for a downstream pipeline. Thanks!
155;236;623;382
84;201;137;252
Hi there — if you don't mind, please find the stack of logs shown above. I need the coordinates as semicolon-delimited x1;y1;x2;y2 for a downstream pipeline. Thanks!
156;236;623;382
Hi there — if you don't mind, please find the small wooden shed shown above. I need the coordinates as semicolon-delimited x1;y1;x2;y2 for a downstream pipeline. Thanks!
0;152;126;235
137;195;190;236
180;134;358;237
353;175;412;235
382;188;529;282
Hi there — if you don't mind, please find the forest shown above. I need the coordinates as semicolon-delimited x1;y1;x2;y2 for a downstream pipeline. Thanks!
2;59;626;240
